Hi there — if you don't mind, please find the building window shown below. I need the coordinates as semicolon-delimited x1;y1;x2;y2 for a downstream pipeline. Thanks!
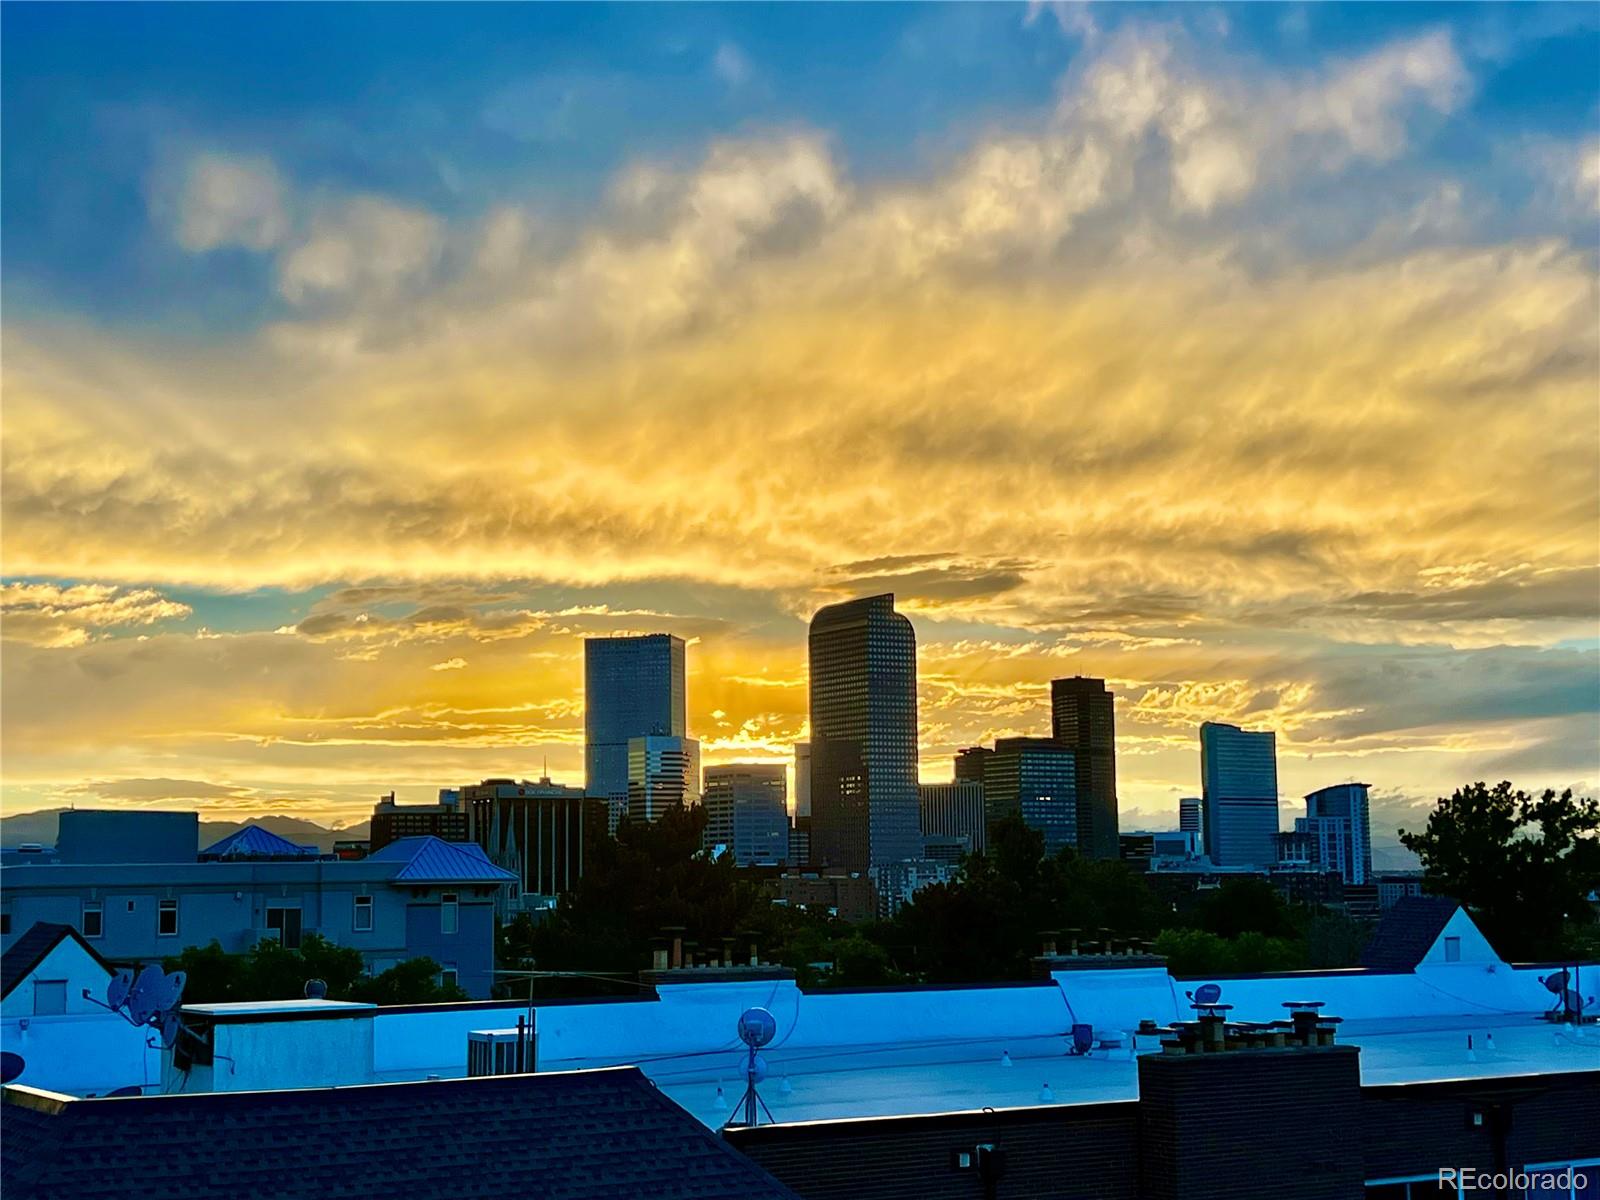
82;902;103;939
1;914;9;936
33;980;67;1016
441;892;459;935
266;906;303;949
1365;1178;1461;1198
1522;1160;1600;1200
158;899;178;937
353;894;373;932
440;967;459;990
127;900;136;912
1443;936;1461;962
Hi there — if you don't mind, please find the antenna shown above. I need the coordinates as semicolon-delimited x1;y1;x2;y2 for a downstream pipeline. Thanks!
725;1007;778;1129
0;1051;25;1084
304;978;328;1000
84;963;191;1053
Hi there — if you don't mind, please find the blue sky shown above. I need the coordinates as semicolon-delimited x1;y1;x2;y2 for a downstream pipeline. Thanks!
2;3;1597;829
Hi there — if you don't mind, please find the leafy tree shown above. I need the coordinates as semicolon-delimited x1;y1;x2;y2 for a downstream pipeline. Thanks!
1152;927;1303;974
1193;878;1296;940
350;958;468;1004
1301;911;1371;969
1400;782;1600;960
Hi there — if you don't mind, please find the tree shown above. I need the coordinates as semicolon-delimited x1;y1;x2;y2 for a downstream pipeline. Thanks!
1193;878;1296;940
350;958;468;1004
164;935;463;1005
1400;781;1600;960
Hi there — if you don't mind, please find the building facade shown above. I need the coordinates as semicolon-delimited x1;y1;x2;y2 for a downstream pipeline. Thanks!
0;829;515;998
461;777;609;908
952;746;992;784
370;791;470;852
1299;782;1373;885
626;735;701;825
1179;796;1204;845
702;764;789;867
1199;722;1280;868
1050;676;1120;859
917;780;987;857
983;737;1077;855
584;634;687;831
793;742;811;819
807;594;922;871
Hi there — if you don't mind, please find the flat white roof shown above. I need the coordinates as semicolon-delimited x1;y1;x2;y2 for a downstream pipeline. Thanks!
183;1000;377;1015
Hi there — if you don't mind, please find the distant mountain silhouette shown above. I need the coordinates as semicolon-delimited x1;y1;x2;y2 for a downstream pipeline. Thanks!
0;808;368;853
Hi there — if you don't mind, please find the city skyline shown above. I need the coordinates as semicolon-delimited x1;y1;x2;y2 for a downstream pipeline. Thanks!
3;4;1597;846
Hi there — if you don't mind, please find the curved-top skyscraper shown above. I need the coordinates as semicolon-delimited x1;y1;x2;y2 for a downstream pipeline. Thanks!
807;593;922;871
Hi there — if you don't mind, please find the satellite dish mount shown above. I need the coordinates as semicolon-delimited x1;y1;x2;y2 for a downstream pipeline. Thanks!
725;1007;778;1129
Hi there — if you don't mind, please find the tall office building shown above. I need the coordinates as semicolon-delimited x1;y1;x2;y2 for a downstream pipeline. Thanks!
918;781;987;856
1199;722;1279;867
793;742;812;819
1050;676;1120;860
1298;782;1373;885
1179;796;1204;845
983;737;1077;855
626;735;700;825
703;764;789;867
461;776;608;902
807;594;922;871
953;746;993;784
585;634;686;831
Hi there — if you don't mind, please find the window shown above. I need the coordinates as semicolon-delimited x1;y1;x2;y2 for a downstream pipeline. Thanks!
1367;1178;1460;1198
82;901;103;939
33;980;67;1016
353;894;373;932
441;892;459;935
440;968;459;990
0;913;9;936
1443;936;1461;963
1523;1160;1600;1200
127;900;136;912
266;906;303;949
158;899;178;937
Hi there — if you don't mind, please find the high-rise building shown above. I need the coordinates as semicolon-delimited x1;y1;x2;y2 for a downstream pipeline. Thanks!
807;594;922;871
1050;676;1120;859
585;634;686;832
461;776;609;903
703;764;789;867
794;742;812;819
1179;796;1204;845
1298;782;1373;885
983;737;1077;855
370;790;470;851
918;780;987;857
1199;722;1280;867
953;746;993;784
626;735;700;825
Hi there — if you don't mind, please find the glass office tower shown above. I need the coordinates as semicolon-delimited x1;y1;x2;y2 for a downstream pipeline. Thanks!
584;634;686;829
1199;721;1280;867
1050;676;1120;859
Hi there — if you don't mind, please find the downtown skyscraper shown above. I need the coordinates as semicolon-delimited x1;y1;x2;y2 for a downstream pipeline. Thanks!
807;593;922;871
584;634;686;830
1050;676;1120;859
1199;721;1280;867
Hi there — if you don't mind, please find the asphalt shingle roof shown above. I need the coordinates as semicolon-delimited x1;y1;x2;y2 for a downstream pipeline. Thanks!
199;825;318;859
1;923;112;1000
2;1067;802;1200
1360;895;1462;971
365;836;518;883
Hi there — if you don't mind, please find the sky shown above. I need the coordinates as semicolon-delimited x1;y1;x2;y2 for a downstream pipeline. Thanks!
2;2;1598;843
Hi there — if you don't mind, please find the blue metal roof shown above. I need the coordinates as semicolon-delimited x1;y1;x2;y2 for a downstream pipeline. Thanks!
366;836;518;883
199;824;318;859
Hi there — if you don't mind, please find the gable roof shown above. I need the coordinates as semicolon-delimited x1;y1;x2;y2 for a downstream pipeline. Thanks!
199;824;318;859
1360;896;1462;971
2;1067;802;1200
1;923;113;999
365;835;518;883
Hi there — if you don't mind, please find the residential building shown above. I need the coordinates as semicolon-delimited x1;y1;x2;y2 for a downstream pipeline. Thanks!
0;819;515;998
198;826;317;862
872;858;956;915
1;922;114;1020
1179;795;1204;845
983;737;1077;855
461;777;609;908
793;742;811;819
917;780;987;856
369;791;469;852
920;835;969;865
1298;782;1373;885
1199;721;1280;868
1050;676;1120;859
702;764;789;867
584;634;687;832
807;594;922;871
627;735;701;825
766;873;876;923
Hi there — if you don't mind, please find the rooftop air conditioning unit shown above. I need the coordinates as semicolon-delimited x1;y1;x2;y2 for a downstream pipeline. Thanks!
466;1018;535;1077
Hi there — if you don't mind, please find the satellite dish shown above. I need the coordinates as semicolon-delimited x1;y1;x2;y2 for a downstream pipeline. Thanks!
748;1053;769;1084
126;965;165;1025
105;1085;143;1098
0;1052;25;1084
304;978;328;1000
737;1007;777;1049
160;1011;182;1050
154;970;186;1014
107;969;133;1011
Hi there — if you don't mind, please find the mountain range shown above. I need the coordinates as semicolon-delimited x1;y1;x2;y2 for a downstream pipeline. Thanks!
0;809;369;853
